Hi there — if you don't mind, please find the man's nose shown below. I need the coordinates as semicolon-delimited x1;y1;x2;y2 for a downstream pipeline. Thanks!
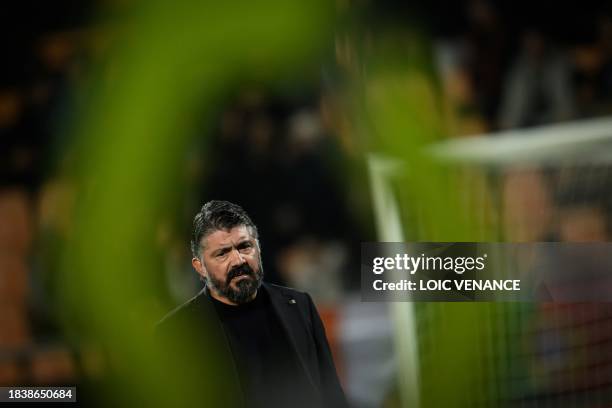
229;247;246;266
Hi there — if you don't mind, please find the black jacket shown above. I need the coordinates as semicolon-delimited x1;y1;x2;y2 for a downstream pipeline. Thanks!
156;283;348;408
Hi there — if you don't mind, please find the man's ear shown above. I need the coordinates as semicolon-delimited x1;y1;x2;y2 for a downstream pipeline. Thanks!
192;257;207;280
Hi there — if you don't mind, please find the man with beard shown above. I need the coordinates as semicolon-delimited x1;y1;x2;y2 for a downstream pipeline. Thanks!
156;201;348;408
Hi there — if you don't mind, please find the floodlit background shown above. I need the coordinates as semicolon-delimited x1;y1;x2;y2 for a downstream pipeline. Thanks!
1;0;612;406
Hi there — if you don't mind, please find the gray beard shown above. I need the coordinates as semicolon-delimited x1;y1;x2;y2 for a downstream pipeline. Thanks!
206;262;263;304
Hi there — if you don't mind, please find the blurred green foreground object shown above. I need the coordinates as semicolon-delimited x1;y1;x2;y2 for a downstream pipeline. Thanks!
59;0;332;406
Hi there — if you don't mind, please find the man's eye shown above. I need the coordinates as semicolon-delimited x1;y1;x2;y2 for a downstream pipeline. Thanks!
238;243;253;252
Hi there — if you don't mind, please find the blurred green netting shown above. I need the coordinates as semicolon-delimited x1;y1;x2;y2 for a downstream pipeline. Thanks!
355;24;528;408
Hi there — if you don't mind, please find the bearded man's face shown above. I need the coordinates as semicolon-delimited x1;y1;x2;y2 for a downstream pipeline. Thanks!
192;225;263;304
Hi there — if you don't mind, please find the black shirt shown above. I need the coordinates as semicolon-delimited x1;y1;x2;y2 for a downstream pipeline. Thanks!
210;287;316;408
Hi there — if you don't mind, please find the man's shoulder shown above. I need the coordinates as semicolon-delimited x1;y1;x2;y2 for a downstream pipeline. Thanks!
263;283;316;315
156;289;208;330
264;282;311;301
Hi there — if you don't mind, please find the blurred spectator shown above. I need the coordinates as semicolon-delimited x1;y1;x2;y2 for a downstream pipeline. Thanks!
572;15;612;118
502;167;555;241
436;41;489;137
463;0;508;126
555;165;612;241
498;29;575;129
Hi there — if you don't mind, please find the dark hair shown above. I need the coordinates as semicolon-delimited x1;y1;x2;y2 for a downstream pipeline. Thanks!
191;200;258;258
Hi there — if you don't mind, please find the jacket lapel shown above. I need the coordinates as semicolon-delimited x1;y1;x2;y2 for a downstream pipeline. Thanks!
264;283;318;390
